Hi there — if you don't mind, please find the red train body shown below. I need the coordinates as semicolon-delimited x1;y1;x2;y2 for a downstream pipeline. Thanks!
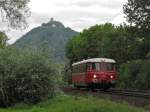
70;58;117;90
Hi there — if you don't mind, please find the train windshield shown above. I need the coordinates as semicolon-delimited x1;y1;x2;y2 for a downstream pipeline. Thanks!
106;63;115;71
90;63;115;71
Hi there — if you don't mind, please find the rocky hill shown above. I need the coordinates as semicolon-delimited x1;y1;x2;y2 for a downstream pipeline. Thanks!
14;18;79;62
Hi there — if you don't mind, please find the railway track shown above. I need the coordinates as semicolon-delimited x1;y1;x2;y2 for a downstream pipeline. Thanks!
61;86;150;99
104;89;150;99
61;86;150;110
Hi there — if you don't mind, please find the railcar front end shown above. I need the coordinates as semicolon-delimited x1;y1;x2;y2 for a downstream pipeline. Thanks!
71;58;117;90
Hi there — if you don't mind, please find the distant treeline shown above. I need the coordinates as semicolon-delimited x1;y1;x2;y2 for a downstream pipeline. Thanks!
66;23;149;64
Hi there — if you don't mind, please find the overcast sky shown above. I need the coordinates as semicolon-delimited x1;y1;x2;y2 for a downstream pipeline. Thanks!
0;0;127;44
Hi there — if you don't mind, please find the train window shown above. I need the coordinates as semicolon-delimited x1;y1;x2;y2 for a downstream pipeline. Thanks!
82;63;86;72
72;63;86;74
87;63;92;70
106;63;115;71
100;63;106;71
77;65;80;73
72;65;78;73
95;63;100;71
87;63;115;71
92;63;95;69
72;66;75;73
92;63;100;71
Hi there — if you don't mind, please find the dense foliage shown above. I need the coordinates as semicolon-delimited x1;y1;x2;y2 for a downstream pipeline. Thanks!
124;0;150;59
0;0;30;29
66;23;144;65
124;0;150;32
0;47;57;107
118;60;150;90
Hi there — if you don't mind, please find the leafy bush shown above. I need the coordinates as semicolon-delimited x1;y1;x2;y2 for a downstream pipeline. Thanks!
0;47;57;107
118;60;150;90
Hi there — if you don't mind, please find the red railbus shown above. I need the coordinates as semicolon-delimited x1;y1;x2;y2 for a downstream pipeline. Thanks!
71;58;117;90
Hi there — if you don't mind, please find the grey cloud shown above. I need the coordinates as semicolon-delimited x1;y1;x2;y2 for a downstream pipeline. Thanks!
7;30;26;44
54;0;125;10
54;9;118;22
73;1;123;9
28;13;50;25
7;9;121;34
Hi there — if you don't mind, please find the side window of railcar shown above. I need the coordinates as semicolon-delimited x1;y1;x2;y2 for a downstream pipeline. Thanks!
82;63;86;72
87;63;92;70
78;65;81;73
77;65;79;73
72;66;75;73
72;64;86;73
72;65;78;73
79;64;86;73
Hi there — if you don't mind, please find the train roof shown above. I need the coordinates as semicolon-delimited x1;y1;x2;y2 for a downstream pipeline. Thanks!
72;58;116;66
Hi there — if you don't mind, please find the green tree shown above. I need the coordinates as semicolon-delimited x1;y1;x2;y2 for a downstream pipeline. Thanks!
124;0;150;32
118;60;150;90
66;23;139;65
0;31;8;47
0;0;30;29
124;0;150;59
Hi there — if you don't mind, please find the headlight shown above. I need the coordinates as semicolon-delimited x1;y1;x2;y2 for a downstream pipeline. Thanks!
110;75;114;79
93;74;97;78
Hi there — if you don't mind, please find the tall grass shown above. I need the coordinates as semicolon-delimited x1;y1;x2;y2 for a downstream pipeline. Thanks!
0;95;147;112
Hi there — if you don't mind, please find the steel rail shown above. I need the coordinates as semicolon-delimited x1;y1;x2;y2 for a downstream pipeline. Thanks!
61;86;150;99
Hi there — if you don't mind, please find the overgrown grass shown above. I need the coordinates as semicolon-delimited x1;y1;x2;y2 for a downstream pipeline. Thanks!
0;95;147;112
